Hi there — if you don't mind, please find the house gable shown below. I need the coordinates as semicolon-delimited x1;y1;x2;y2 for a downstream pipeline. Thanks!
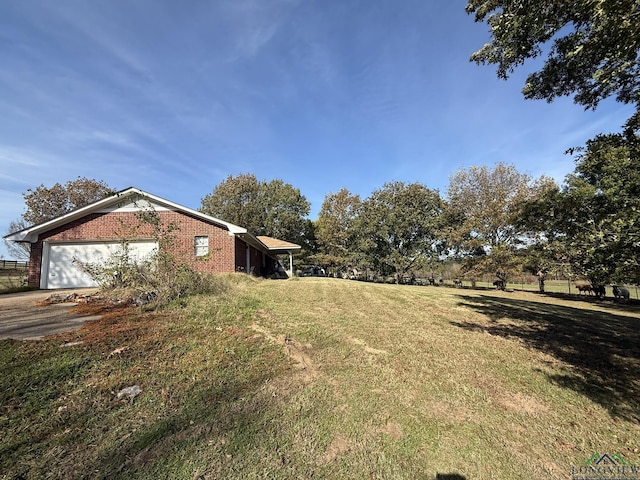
97;195;172;213
5;187;246;244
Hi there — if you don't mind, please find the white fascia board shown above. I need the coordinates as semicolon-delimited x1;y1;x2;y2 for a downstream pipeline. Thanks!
3;231;27;242
4;197;122;243
127;189;247;234
4;187;247;243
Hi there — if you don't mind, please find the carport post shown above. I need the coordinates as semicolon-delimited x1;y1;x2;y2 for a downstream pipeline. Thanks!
288;250;293;277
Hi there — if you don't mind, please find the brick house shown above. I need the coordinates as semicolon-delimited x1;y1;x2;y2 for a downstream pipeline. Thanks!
4;187;301;289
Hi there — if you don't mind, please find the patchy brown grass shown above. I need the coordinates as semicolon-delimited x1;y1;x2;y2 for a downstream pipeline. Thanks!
1;275;639;479
0;271;30;293
243;278;640;478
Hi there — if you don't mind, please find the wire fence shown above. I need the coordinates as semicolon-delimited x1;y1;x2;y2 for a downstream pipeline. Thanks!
342;272;640;301
427;277;640;300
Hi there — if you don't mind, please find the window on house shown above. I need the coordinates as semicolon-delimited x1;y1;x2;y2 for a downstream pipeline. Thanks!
194;236;209;257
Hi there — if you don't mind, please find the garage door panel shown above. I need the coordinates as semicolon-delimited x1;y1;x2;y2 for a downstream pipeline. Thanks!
45;242;157;289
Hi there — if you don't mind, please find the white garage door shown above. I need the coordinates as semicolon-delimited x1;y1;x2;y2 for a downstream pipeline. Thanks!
43;241;158;289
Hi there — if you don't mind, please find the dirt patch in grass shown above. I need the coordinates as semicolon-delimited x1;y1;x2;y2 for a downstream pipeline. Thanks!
494;391;550;414
321;433;351;463
347;336;389;355
250;323;319;383
425;400;473;423
66;301;166;347
284;336;318;382
378;421;404;440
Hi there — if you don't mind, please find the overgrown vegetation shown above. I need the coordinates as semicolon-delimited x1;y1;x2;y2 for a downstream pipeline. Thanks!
76;240;219;308
2;277;638;479
76;207;221;309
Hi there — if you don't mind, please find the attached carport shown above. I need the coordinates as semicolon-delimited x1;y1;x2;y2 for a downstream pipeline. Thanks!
256;236;302;277
236;234;301;277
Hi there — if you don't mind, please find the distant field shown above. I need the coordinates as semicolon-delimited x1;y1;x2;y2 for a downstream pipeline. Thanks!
1;275;639;479
423;278;639;298
0;268;28;292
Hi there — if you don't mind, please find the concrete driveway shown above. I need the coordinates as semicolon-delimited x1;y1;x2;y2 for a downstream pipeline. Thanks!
0;289;102;341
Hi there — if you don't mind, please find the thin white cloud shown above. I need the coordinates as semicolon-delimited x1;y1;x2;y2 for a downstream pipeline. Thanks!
0;190;26;228
54;129;142;151
38;2;151;77
0;146;49;176
222;0;299;59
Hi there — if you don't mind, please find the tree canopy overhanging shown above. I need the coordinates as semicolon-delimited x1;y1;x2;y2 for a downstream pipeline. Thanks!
520;131;640;285
466;1;640;286
466;0;640;129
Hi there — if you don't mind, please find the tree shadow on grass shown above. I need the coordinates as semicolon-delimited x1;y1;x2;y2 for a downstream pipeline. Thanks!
452;295;640;422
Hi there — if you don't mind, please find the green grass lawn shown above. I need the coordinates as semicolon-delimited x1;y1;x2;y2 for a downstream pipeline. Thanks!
0;270;29;293
1;275;639;479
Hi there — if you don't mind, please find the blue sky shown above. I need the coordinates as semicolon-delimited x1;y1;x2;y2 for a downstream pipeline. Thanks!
0;0;634;259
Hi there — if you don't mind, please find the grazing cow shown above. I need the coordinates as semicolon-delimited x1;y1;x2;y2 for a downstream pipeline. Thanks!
575;283;593;295
612;285;630;300
592;285;606;298
493;280;505;291
453;279;463;288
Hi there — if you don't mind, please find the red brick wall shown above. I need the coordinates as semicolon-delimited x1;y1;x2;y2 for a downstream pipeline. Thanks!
28;210;241;287
28;243;43;288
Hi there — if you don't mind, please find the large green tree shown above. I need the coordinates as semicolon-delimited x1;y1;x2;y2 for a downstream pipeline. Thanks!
199;173;263;233
446;163;555;281
200;174;311;246
467;0;640;286
355;181;444;283
522;131;640;284
314;188;362;273
467;0;640;129
4;177;114;259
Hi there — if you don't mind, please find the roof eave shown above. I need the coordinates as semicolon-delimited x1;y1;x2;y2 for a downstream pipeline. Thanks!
3;187;248;243
254;235;302;253
264;246;302;254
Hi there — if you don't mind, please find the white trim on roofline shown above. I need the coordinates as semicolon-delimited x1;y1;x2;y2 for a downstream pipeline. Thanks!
4;187;247;243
